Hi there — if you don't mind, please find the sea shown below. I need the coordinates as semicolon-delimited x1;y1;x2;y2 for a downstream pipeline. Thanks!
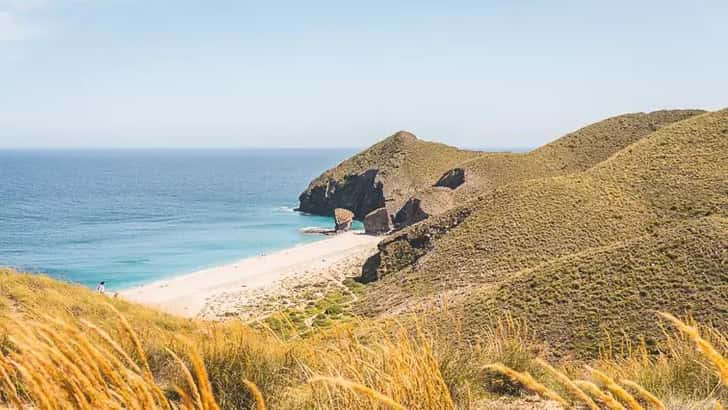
0;149;359;290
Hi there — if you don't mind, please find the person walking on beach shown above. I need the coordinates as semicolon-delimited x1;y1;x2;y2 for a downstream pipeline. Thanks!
96;281;106;294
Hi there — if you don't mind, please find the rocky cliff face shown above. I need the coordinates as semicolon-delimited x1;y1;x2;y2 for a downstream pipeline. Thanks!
363;207;392;235
359;205;474;283
393;187;454;229
434;168;465;189
297;131;480;220
298;169;385;220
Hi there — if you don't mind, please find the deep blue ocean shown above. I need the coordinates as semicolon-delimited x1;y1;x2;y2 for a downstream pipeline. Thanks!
0;149;357;290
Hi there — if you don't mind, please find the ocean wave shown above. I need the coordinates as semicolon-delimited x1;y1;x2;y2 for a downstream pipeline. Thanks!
277;206;297;213
114;258;151;265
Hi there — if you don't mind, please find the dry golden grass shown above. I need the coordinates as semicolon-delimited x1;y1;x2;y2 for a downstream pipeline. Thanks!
591;323;727;407
296;321;458;410
575;380;627;410
1;268;727;409
659;313;728;387
308;376;406;410
0;310;217;409
243;379;266;410
0;310;726;409
587;366;644;410
0;269;462;409
536;358;599;410
477;311;728;409
483;364;569;407
620;379;666;410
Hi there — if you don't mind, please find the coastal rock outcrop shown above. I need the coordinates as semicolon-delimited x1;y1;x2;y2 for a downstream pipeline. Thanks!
298;169;385;220
434;168;465;189
393;187;454;229
334;208;354;232
359;205;474;283
363;207;391;235
297;131;480;220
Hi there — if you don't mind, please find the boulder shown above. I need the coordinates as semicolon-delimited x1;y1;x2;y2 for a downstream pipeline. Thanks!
434;168;465;189
334;208;354;232
363;207;392;235
393;187;454;229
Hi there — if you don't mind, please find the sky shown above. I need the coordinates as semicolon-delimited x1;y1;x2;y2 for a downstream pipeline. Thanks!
0;1;726;149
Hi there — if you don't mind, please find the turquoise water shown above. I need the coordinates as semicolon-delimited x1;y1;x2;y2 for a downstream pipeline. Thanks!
0;149;357;290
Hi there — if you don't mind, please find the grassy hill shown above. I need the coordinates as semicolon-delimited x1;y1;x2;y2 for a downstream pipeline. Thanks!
461;216;728;356
297;131;480;218
0;269;297;408
297;111;702;223
356;109;728;354
0;268;193;333
453;109;704;202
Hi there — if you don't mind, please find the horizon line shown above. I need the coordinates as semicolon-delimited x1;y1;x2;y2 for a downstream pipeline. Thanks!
0;145;534;152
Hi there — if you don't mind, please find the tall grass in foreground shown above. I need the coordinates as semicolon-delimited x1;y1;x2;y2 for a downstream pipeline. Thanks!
0;307;725;409
299;323;456;409
485;313;727;410
0;307;222;409
0;310;457;409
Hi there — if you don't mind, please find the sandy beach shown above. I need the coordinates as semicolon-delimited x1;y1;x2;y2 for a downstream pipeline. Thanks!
120;231;380;319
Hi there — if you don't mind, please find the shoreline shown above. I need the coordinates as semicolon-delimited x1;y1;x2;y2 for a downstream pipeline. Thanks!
114;228;333;292
119;230;380;318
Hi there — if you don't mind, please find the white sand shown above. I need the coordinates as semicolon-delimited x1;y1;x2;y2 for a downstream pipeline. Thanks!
119;231;380;318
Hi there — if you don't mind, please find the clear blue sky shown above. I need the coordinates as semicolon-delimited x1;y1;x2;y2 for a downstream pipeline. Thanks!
1;0;726;149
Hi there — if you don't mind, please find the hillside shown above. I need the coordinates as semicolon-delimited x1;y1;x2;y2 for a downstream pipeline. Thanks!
297;131;480;219
450;109;705;202
461;215;728;356
300;110;702;229
355;109;728;352
0;268;193;333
